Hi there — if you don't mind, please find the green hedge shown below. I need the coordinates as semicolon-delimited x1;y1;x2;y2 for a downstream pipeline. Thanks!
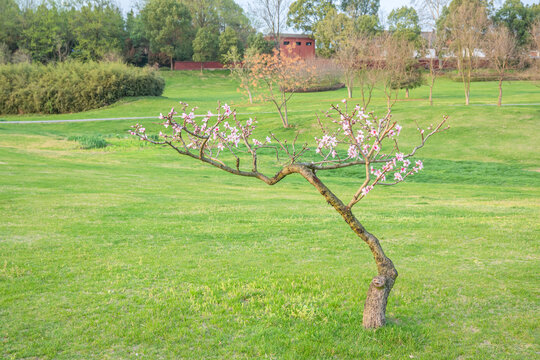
0;61;165;114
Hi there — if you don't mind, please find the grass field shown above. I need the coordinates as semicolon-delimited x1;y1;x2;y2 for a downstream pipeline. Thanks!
1;71;539;359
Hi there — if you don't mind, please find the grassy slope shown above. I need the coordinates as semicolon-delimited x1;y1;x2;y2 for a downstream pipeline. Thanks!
0;71;539;359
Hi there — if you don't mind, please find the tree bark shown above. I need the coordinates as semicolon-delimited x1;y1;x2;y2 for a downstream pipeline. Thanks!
291;166;398;328
405;89;409;98
170;56;174;71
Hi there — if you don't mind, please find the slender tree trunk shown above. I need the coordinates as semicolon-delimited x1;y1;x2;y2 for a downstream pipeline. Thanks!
283;100;289;127
292;166;398;328
498;77;503;107
405;89;409;98
248;89;253;104
170;56;174;71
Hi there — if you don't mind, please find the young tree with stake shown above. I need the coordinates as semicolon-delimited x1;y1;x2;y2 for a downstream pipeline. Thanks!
130;101;448;328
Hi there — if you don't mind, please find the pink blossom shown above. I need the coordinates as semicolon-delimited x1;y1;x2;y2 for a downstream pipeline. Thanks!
403;159;411;167
217;142;225;151
246;118;253;126
253;138;262;146
356;130;364;143
388;129;395;137
266;136;272;143
395;152;404;161
348;144;358;158
394;173;403;181
138;127;145;133
222;104;232;116
395;124;402;135
331;150;337;158
361;185;373;196
415;160;424;170
372;144;380;152
400;167;407;174
370;129;378;137
362;144;370;155
159;113;165;120
341;99;347;103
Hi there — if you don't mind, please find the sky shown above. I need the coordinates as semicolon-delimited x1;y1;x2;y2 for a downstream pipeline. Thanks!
117;0;540;30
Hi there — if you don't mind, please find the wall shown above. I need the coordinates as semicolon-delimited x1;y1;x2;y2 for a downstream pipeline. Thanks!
174;61;224;70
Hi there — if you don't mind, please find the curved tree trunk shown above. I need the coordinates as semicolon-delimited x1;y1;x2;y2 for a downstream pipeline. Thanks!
498;77;503;107
294;166;398;328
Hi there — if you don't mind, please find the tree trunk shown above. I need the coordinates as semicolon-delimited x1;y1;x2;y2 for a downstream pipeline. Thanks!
348;85;353;99
248;89;253;104
429;86;433;106
405;89;409;98
170;56;173;71
498;77;503;107
292;166;398;328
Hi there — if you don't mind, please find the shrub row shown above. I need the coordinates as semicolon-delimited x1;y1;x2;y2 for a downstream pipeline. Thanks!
0;61;165;114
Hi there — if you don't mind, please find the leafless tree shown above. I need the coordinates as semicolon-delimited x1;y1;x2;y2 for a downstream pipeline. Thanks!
440;0;488;105
249;0;290;49
411;0;450;29
484;25;518;107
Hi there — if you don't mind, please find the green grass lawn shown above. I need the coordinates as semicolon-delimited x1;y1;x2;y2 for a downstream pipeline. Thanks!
0;71;539;359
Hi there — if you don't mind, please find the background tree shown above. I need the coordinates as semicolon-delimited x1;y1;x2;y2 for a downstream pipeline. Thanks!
335;34;360;99
247;33;274;54
380;35;418;108
0;0;21;55
411;0;450;28
341;0;380;18
69;0;126;61
249;0;290;49
131;100;448;329
314;8;355;58
219;27;241;63
438;0;489;105
250;46;314;127
142;0;193;70
224;46;257;104
492;0;539;48
192;27;219;72
484;25;518;106
287;0;336;34
125;10;150;66
388;6;422;44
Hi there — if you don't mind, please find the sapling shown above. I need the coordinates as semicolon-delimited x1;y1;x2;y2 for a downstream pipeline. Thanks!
131;101;448;328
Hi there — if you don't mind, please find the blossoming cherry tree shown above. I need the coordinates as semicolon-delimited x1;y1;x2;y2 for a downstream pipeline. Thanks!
131;101;448;328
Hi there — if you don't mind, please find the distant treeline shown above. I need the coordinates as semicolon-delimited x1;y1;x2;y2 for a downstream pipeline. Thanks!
0;62;164;114
0;0;273;68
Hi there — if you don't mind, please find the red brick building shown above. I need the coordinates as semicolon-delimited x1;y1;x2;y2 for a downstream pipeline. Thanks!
270;34;316;59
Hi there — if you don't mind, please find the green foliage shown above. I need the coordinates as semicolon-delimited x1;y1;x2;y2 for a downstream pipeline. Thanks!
287;0;337;34
388;6;422;44
314;8;356;57
492;0;540;47
219;27;241;63
0;61;164;114
192;27;219;63
69;0;126;61
247;33;274;54
355;14;382;36
0;0;20;52
142;0;194;66
67;134;108;149
341;0;380;18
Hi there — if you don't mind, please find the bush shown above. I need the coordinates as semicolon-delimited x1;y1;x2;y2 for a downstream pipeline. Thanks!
0;61;165;114
67;135;108;149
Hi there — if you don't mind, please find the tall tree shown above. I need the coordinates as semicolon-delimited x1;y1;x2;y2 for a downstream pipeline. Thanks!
313;8;355;58
411;0;450;28
219;27;241;63
125;10;149;66
192;27;219;72
341;0;380;18
0;0;21;53
142;0;194;70
287;0;336;34
484;25;518;106
250;0;290;49
492;0;539;47
388;6;422;44
69;0;126;61
438;0;489;105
